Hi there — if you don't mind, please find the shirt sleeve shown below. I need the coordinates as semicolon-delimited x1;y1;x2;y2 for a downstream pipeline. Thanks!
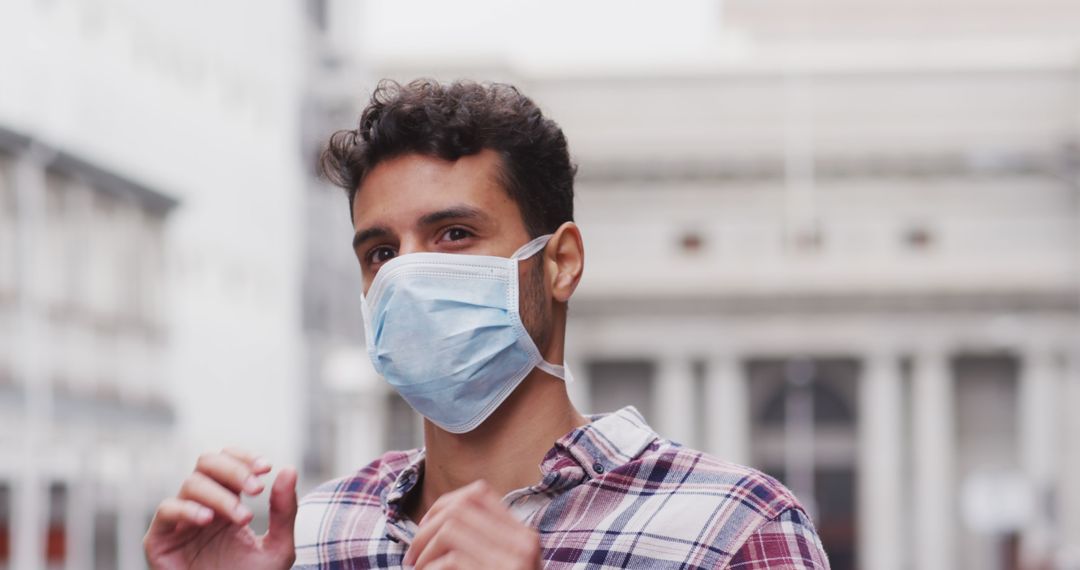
726;507;831;569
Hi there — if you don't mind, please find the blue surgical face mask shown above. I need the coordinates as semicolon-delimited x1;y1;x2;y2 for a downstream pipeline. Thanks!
361;234;572;434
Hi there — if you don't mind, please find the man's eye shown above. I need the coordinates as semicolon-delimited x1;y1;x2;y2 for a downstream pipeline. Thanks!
368;247;396;265
441;227;472;242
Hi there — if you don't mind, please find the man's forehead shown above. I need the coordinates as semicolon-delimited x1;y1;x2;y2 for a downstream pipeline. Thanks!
352;195;498;231
351;151;513;230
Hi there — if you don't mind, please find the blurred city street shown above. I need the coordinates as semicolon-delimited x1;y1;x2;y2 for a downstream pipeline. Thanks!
2;0;1080;568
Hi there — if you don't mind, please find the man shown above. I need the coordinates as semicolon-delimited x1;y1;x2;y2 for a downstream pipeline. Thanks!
144;79;830;569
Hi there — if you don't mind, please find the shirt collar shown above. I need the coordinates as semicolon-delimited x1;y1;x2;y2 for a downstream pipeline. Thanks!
382;449;425;526
545;405;658;478
382;406;659;522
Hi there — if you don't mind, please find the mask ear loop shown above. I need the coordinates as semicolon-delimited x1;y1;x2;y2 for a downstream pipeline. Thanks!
511;234;554;260
536;360;574;383
511;234;574;383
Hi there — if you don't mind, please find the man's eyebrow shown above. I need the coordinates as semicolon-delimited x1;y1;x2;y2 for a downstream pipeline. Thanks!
352;225;391;250
352;206;490;250
418;205;491;227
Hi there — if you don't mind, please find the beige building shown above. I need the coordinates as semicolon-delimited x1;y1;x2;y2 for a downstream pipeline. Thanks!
327;2;1080;569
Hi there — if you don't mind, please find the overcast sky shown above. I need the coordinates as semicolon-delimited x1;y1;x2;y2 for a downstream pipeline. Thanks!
350;0;735;72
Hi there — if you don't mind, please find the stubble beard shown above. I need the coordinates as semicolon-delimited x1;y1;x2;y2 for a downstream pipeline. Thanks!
519;258;553;356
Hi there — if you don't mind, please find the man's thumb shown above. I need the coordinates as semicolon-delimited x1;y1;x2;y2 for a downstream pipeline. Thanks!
267;466;298;548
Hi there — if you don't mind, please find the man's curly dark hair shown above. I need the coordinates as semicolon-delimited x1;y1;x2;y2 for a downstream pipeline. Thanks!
319;79;576;237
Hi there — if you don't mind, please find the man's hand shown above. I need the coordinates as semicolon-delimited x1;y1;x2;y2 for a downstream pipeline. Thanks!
143;448;298;570
403;480;541;570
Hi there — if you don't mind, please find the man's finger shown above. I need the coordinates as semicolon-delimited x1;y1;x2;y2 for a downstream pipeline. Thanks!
465;481;521;526
406;491;506;566
409;480;498;560
267;466;298;549
146;497;214;536
407;495;472;563
221;447;273;475
178;471;252;525
195;452;265;496
411;508;502;570
418;479;493;526
429;480;518;530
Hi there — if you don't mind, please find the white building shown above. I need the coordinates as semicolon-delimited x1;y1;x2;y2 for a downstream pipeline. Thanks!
0;1;308;568
0;128;178;570
327;1;1080;569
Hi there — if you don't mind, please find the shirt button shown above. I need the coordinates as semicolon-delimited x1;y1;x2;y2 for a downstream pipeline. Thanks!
396;471;416;489
592;462;605;474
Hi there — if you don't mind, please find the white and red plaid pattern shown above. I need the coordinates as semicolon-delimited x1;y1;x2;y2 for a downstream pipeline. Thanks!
294;406;830;569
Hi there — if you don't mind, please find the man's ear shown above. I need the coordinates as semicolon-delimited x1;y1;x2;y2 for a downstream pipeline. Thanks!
545;222;584;304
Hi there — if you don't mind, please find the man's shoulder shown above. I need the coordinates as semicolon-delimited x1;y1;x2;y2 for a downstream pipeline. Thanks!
628;440;802;520
598;438;810;555
294;449;419;550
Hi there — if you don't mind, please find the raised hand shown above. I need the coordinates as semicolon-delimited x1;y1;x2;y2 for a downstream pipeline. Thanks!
143;448;297;570
403;480;541;570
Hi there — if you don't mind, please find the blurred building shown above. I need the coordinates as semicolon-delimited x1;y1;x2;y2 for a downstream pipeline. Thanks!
296;0;377;487
0;1;307;569
331;2;1080;570
0;129;177;570
295;0;425;487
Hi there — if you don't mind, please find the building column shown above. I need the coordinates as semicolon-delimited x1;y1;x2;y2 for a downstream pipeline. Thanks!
1061;348;1080;566
856;350;903;570
65;471;95;570
912;347;954;570
655;356;696;446
12;146;50;570
704;353;748;465
117;469;146;570
1019;346;1057;566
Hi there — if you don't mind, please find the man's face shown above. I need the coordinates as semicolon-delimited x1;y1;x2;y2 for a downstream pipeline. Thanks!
351;150;552;350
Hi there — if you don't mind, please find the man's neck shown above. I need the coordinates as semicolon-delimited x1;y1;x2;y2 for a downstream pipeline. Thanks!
407;369;589;522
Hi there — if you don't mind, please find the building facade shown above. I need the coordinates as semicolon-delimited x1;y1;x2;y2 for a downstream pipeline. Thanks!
0;1;308;568
537;65;1080;570
0;130;178;570
332;3;1080;569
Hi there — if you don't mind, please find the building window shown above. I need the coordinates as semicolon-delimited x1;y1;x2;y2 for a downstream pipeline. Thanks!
0;482;10;567
752;359;857;427
903;224;935;251
47;482;67;566
307;0;328;31
44;171;73;314
0;156;15;298
692;360;707;450
92;510;117;570
747;357;858;570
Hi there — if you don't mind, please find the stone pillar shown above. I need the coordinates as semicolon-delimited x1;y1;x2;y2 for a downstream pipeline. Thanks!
704;353;748;465
65;473;95;570
1061;348;1080;566
1019;346;1057;566
655;357;696;446
117;471;146;570
12;147;49;570
911;347;954;570
856;350;903;570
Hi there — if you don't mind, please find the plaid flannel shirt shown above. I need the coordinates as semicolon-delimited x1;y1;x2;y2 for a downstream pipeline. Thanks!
294;406;830;569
